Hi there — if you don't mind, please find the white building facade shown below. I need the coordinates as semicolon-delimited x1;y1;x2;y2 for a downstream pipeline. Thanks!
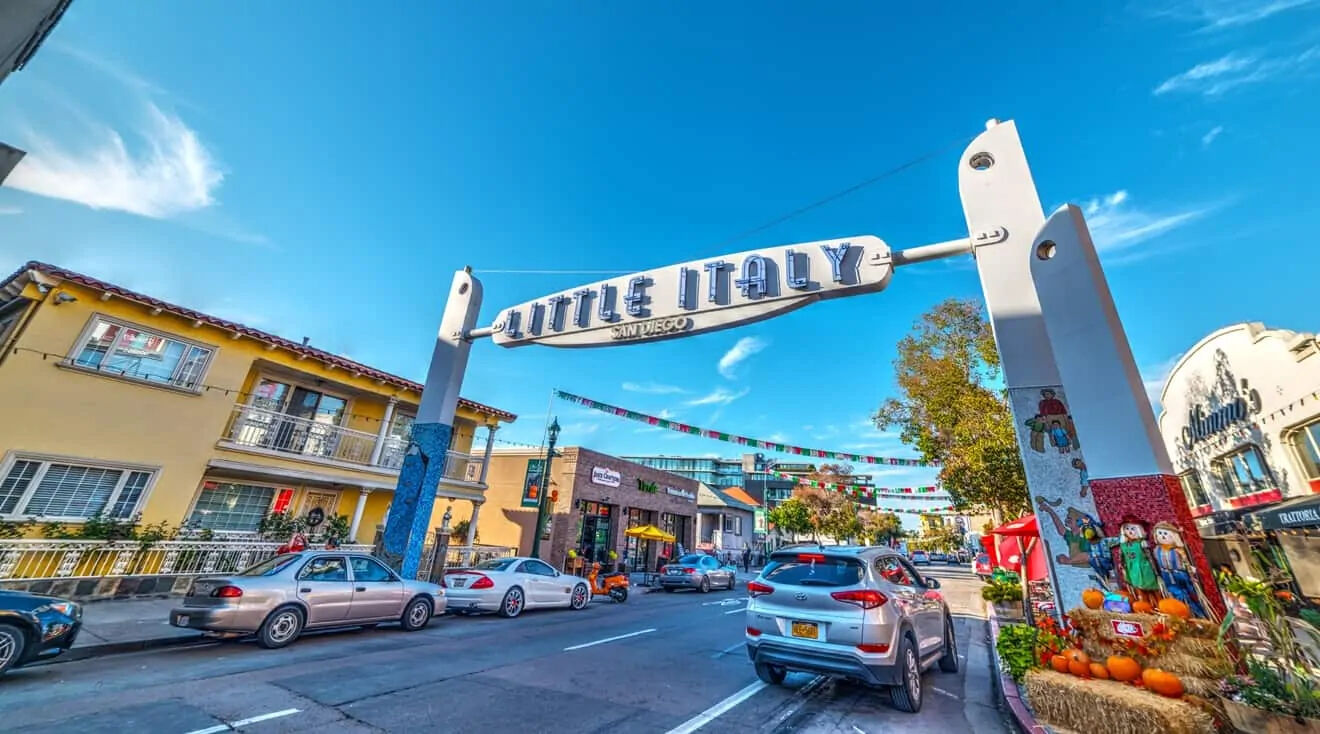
1158;322;1320;533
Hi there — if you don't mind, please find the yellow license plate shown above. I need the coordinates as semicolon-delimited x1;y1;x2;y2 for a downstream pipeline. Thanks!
791;621;819;639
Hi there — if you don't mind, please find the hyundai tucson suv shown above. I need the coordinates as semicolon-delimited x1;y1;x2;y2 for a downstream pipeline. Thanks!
745;546;957;713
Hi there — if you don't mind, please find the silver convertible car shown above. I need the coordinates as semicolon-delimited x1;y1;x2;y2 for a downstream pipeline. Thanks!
443;556;591;617
169;551;445;648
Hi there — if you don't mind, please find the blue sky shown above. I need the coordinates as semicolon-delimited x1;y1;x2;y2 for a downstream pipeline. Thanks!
3;2;1318;523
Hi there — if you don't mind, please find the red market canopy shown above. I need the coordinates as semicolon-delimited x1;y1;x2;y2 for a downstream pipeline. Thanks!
991;514;1039;538
998;535;1050;582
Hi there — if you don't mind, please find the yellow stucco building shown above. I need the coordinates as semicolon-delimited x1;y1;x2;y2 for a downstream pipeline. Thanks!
0;261;515;545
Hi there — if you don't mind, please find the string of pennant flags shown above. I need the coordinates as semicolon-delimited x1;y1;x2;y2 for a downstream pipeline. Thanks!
776;471;948;499
556;390;934;467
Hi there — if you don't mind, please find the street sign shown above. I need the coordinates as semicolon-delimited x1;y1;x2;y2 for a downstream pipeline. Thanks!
492;235;893;348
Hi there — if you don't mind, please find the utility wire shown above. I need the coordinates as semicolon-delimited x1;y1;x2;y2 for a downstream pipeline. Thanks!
472;133;973;275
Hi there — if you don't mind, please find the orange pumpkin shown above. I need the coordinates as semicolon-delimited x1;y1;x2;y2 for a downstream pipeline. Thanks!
1142;668;1185;698
1050;654;1070;673
1082;588;1105;609
1132;600;1154;614
1106;655;1142;682
1089;662;1111;679
1066;649;1091;677
1157;598;1191;619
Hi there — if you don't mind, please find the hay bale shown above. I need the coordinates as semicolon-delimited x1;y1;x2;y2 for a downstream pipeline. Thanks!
1069;606;1231;680
1024;669;1216;734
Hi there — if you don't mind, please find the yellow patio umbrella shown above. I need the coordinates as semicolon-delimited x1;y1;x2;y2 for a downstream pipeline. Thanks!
625;525;676;542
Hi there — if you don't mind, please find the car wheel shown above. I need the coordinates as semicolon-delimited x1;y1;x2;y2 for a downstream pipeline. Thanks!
570;584;589;610
498;587;525;618
699;576;711;593
0;623;26;676
938;616;959;673
889;635;923;713
257;606;304;649
609;587;628;603
727;575;737;590
754;661;787;685
401;597;433;631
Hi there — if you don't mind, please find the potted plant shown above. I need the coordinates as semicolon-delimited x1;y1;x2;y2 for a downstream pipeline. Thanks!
982;577;1025;620
1217;566;1320;733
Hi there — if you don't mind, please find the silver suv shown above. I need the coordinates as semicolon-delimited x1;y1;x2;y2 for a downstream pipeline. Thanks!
745;546;957;713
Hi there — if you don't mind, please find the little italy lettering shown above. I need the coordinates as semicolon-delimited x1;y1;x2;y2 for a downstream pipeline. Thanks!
492;235;892;348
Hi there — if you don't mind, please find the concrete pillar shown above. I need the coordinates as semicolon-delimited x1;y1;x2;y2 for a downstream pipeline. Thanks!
477;426;497;483
349;488;371;540
462;500;482;565
369;398;398;466
382;270;482;578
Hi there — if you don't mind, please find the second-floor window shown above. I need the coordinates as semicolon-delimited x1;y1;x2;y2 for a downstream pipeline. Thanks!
1210;445;1275;497
1179;471;1210;507
71;317;213;391
1288;420;1320;481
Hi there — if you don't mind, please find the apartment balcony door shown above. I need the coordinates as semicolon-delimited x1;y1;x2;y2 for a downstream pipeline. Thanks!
248;379;349;459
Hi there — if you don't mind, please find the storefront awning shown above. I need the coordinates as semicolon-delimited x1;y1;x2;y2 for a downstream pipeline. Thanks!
1248;494;1320;531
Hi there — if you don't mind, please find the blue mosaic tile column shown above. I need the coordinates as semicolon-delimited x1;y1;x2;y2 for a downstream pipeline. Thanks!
382;421;452;579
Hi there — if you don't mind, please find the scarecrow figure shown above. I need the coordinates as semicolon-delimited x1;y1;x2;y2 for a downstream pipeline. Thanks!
1151;521;1210;619
1117;518;1161;606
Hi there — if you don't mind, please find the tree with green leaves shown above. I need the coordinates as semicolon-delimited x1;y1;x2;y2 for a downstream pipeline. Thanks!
767;497;812;540
859;510;903;546
874;298;1029;521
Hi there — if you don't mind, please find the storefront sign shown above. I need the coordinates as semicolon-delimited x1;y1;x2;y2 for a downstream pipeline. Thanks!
592;466;621;487
1181;383;1262;445
637;479;658;493
665;487;696;501
754;508;767;536
521;459;546;508
1110;620;1146;638
492;236;893;348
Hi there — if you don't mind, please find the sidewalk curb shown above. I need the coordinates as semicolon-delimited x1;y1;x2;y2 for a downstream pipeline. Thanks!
985;601;1049;734
61;633;208;662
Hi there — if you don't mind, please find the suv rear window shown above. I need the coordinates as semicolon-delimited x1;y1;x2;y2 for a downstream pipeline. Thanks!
763;554;864;587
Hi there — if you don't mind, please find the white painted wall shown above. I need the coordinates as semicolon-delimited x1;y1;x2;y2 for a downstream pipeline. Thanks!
1158;322;1320;516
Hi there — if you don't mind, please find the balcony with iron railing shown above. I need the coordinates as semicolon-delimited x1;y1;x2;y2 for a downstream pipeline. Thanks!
218;404;488;485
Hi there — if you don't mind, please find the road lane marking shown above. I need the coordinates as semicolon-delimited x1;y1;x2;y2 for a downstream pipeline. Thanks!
664;680;766;734
563;628;656;651
182;708;300;734
711;642;744;659
723;605;747;615
932;686;960;700
702;598;747;606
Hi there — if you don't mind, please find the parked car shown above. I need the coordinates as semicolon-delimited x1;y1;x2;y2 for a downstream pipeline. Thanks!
0;590;82;676
659;553;738;593
745;546;957;713
929;552;947;563
169;551;443;649
910;550;930;566
973;553;993;580
946;552;963;565
955;550;971;564
444;556;591;618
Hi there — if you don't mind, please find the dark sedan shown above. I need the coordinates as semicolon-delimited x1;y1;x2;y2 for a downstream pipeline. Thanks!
0;590;82;675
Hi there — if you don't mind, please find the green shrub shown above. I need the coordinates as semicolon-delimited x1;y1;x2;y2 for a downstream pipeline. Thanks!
981;578;1023;603
995;623;1041;682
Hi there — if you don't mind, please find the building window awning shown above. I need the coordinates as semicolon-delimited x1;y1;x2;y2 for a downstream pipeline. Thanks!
1248;494;1320;531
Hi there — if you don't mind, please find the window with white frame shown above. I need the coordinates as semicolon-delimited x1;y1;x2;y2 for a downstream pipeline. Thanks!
1210;445;1275;497
69;317;214;390
1178;471;1210;507
1288;420;1320;480
0;305;22;348
722;515;744;534
0;456;154;520
187;481;277;532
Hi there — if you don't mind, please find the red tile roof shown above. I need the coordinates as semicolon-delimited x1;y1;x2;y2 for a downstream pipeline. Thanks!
2;261;516;422
721;487;762;508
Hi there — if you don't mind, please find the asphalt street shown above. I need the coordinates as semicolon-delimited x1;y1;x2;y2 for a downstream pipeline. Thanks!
0;564;1010;733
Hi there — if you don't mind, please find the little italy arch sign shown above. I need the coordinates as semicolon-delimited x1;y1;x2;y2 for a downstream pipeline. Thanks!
491;236;893;348
380;119;1226;621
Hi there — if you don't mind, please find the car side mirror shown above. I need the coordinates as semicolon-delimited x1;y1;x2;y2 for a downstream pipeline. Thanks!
925;577;941;589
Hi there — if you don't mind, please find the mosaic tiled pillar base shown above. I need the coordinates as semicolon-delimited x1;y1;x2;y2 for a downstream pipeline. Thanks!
381;422;453;579
1090;474;1226;619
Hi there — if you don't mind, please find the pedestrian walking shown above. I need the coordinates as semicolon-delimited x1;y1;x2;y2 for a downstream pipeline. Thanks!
741;546;751;572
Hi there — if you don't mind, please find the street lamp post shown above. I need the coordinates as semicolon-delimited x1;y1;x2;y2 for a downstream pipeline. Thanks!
530;417;561;559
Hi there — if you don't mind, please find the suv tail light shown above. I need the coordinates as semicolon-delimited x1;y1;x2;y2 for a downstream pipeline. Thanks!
747;581;774;597
683;568;695;574
830;589;887;609
469;574;495;589
746;626;762;636
661;565;670;574
857;643;891;654
212;585;243;599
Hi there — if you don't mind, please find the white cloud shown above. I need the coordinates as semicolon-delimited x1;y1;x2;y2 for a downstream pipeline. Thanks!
1154;48;1320;96
1152;0;1320;30
1141;354;1184;410
767;432;789;443
621;381;687;394
0;206;20;216
1201;125;1224;147
718;336;768;379
1081;190;1212;262
562;421;600;436
8;102;224;219
686;386;750;406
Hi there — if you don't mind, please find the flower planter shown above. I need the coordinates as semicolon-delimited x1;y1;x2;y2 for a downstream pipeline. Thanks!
994;601;1025;620
1222;698;1320;734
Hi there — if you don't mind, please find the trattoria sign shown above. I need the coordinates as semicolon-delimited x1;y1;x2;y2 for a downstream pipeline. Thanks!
492;236;893;348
